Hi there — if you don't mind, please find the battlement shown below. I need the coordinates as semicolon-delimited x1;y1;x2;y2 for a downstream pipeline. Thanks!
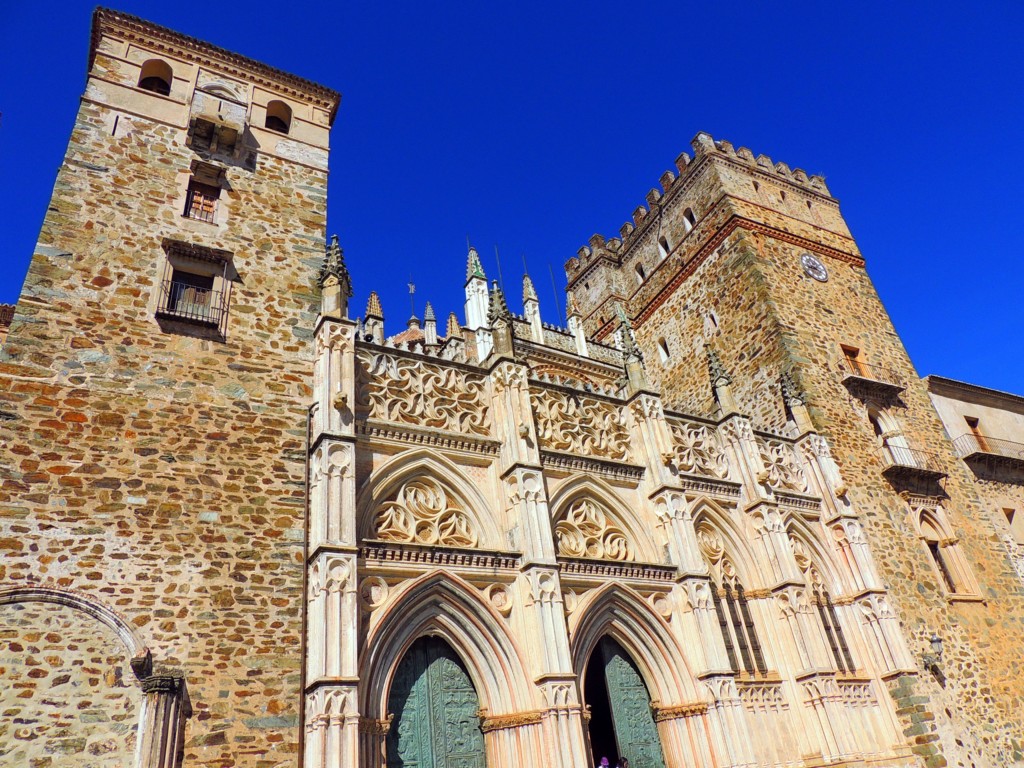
564;132;832;279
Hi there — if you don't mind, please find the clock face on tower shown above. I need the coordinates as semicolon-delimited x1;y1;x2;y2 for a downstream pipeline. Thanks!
800;252;828;282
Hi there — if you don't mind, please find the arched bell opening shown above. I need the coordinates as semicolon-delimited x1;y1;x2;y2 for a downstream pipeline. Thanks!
385;636;486;768
582;636;667;768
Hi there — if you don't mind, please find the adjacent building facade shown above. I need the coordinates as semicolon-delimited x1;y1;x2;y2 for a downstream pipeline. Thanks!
1;9;1022;768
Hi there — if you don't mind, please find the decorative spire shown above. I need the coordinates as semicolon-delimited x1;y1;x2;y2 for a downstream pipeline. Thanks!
616;305;639;357
487;280;511;327
319;234;353;297
523;273;538;303
780;370;805;407
466;246;486;282
706;347;732;388
446;312;461;338
365;291;384;320
424;302;436;322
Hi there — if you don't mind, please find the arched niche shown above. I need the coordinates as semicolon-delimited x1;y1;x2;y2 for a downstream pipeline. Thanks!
548;476;663;564
138;58;172;96
360;571;536;720
265;99;292;133
689;497;767;588
356;450;501;550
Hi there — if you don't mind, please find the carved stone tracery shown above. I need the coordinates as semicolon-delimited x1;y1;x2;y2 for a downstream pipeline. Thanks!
371;477;478;547
756;437;809;492
669;419;729;478
356;349;490;436
530;389;630;461
554;498;634;561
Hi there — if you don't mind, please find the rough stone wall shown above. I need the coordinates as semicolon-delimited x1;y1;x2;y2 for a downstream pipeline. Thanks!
0;38;331;767
0;601;139;768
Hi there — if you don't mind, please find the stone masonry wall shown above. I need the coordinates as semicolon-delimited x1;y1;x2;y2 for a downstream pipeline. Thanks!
0;601;139;768
0;53;330;767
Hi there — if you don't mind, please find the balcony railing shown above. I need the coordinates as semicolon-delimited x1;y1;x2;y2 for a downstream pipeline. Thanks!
878;444;947;483
155;279;227;331
953;433;1024;469
840;358;905;396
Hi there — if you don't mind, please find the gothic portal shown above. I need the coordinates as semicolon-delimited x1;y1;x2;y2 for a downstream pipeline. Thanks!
386;638;485;768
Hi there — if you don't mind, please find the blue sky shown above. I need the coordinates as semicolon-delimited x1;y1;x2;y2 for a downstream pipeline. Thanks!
1;2;1022;392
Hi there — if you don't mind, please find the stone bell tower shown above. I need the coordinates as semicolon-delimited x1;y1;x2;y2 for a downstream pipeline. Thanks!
0;9;339;766
566;133;1024;768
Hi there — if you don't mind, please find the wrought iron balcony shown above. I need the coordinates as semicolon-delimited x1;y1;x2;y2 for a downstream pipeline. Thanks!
155;279;227;331
878;445;947;483
840;358;905;397
953;433;1024;471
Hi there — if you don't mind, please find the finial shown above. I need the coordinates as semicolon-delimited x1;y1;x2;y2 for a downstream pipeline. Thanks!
424;301;436;322
523;273;538;303
365;291;384;320
616;305;640;360
706;347;732;388
446;312;461;339
319;235;353;296
487;280;511;327
780;370;805;407
466;246;486;281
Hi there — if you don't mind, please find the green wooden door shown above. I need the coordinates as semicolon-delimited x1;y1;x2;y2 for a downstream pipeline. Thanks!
600;637;668;768
386;637;485;768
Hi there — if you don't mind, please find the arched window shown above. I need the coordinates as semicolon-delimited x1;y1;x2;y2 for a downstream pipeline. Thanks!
868;407;915;468
682;208;696;233
634;263;646;284
790;534;855;673
920;513;957;593
658;235;671;259
138;59;172;96
657;337;670;364
697;523;767;675
265;100;292;134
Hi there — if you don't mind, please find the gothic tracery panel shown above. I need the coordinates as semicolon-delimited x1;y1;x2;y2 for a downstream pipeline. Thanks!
756;437;809;493
371;476;478;547
356;349;490;436
554;497;634;561
668;419;729;478
530;388;631;461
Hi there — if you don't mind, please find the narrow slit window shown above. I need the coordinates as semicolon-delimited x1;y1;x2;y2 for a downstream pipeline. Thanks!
635;263;646;283
658;337;670;364
658;235;670;259
682;208;696;233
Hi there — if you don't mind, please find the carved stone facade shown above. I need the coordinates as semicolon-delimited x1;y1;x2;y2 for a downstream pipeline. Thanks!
1;9;1022;768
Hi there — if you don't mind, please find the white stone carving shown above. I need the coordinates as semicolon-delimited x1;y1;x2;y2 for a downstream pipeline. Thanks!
484;583;513;616
647;591;673;619
358;577;389;611
531;389;630;460
372;477;478;547
554;498;634;561
669;419;729;478
357;349;490;436
757;437;809;492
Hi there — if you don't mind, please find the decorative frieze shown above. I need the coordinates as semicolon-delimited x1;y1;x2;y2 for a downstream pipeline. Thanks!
530;388;631;461
359;542;520;570
356;349;490;436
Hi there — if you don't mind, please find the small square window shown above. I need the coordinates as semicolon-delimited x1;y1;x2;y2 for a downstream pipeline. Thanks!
184;180;219;223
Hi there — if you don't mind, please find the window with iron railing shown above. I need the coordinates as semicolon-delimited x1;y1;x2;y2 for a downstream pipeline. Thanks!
156;270;226;328
184;181;219;223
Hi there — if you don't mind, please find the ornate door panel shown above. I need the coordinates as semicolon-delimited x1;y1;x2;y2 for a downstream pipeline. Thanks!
387;637;485;768
600;637;668;768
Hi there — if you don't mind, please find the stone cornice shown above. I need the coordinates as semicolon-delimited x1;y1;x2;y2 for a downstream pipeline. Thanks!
925;374;1024;413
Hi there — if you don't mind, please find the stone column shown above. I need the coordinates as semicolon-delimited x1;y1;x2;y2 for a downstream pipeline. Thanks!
136;674;191;768
652;703;718;768
306;316;360;768
703;675;756;768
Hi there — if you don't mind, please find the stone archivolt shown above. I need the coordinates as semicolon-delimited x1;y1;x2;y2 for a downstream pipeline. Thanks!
554;497;634;561
669;418;729;478
530;388;630;460
371;476;478;548
356;349;490;436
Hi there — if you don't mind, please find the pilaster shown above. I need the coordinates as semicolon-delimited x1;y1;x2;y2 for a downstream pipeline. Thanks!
136;675;191;768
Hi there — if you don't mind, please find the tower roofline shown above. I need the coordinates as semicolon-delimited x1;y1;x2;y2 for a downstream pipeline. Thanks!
89;7;342;122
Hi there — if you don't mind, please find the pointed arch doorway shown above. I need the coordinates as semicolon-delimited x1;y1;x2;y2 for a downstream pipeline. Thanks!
386;636;486;768
584;636;667;768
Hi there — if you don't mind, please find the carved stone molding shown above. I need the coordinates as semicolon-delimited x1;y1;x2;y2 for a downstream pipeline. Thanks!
356;349;490;436
358;576;389;611
358;716;393;735
479;710;544;733
356;420;500;454
539;450;645;483
652;701;709;721
483;583;513;616
557;558;675;582
531;387;630;461
360;543;520;570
